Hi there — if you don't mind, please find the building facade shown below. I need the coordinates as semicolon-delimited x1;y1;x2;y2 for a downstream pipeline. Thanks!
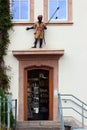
5;0;87;123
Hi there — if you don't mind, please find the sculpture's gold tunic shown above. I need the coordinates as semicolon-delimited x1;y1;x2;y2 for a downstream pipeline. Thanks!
34;22;46;39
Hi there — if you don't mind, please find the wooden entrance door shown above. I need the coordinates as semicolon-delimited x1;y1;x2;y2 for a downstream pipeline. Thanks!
24;67;53;120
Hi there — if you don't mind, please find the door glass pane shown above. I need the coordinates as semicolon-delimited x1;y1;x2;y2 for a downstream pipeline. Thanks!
27;69;49;120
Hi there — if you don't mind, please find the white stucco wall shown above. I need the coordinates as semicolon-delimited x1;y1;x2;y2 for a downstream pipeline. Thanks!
4;0;87;122
59;0;87;102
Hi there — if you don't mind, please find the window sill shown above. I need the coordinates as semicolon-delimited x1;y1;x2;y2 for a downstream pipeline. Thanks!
12;21;73;26
46;21;73;26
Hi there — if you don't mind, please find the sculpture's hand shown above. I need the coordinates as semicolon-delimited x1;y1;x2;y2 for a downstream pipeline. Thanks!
26;27;30;30
44;26;47;30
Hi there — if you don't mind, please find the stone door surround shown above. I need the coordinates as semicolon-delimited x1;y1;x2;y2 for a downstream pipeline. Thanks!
12;49;64;121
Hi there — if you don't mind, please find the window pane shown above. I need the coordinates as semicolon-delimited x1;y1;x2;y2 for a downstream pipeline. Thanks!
11;0;19;19
49;0;58;20
58;0;67;20
11;0;29;21
48;0;68;21
20;0;29;19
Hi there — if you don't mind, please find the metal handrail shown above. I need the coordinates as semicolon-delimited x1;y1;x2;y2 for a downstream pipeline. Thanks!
61;107;87;118
58;93;87;129
62;98;87;112
0;96;17;130
60;94;87;106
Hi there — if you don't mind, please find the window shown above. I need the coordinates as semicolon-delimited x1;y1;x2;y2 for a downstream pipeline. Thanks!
44;0;72;23
10;0;34;23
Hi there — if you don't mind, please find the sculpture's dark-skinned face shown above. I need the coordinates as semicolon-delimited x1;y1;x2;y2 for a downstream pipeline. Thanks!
38;17;42;23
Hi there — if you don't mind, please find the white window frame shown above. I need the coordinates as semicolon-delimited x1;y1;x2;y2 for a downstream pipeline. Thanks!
10;0;30;23
48;0;68;22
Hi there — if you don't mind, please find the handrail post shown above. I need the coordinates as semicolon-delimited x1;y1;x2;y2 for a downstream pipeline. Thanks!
82;103;84;128
3;98;5;126
58;93;65;130
7;97;10;130
14;99;17;130
58;93;61;121
0;96;1;129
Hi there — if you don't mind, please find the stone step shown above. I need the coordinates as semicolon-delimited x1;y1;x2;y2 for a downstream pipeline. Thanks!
16;121;61;130
17;126;61;130
73;129;87;130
